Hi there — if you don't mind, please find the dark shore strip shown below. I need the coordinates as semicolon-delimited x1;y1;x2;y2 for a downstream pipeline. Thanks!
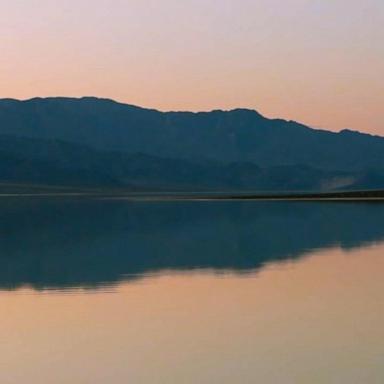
96;189;384;201
0;187;384;201
209;190;384;201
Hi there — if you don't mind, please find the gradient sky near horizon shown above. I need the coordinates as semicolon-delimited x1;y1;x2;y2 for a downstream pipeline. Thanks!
1;0;383;134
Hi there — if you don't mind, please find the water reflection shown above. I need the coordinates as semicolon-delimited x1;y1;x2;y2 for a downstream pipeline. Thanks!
1;198;384;290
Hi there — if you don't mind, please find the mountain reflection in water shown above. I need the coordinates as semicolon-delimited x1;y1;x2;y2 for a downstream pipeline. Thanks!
1;198;384;290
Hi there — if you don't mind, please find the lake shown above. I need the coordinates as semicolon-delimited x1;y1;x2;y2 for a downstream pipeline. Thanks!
1;199;384;383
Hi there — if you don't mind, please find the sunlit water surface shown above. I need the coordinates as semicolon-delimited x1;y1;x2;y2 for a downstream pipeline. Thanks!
0;199;384;383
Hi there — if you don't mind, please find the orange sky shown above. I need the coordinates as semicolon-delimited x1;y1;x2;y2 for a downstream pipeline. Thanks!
1;0;383;134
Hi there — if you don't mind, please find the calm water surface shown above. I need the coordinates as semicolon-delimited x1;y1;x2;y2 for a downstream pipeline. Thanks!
0;199;384;383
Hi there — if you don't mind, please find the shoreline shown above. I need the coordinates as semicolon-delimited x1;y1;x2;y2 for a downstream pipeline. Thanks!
0;190;384;201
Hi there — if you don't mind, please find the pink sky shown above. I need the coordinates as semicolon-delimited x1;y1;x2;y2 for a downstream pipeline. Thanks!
1;0;383;134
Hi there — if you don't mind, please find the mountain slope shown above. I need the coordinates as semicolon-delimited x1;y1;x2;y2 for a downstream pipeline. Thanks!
0;135;383;191
1;97;384;172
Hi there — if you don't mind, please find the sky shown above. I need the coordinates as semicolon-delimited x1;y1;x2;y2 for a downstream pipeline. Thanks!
0;0;383;134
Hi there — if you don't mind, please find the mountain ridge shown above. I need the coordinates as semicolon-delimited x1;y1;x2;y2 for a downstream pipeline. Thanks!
1;96;381;138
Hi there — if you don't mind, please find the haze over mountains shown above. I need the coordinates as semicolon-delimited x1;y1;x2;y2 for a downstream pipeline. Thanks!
1;97;384;192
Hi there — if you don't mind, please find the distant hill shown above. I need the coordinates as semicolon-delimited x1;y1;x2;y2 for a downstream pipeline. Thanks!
0;97;384;191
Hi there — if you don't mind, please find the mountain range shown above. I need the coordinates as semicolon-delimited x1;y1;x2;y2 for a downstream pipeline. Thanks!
0;96;383;192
